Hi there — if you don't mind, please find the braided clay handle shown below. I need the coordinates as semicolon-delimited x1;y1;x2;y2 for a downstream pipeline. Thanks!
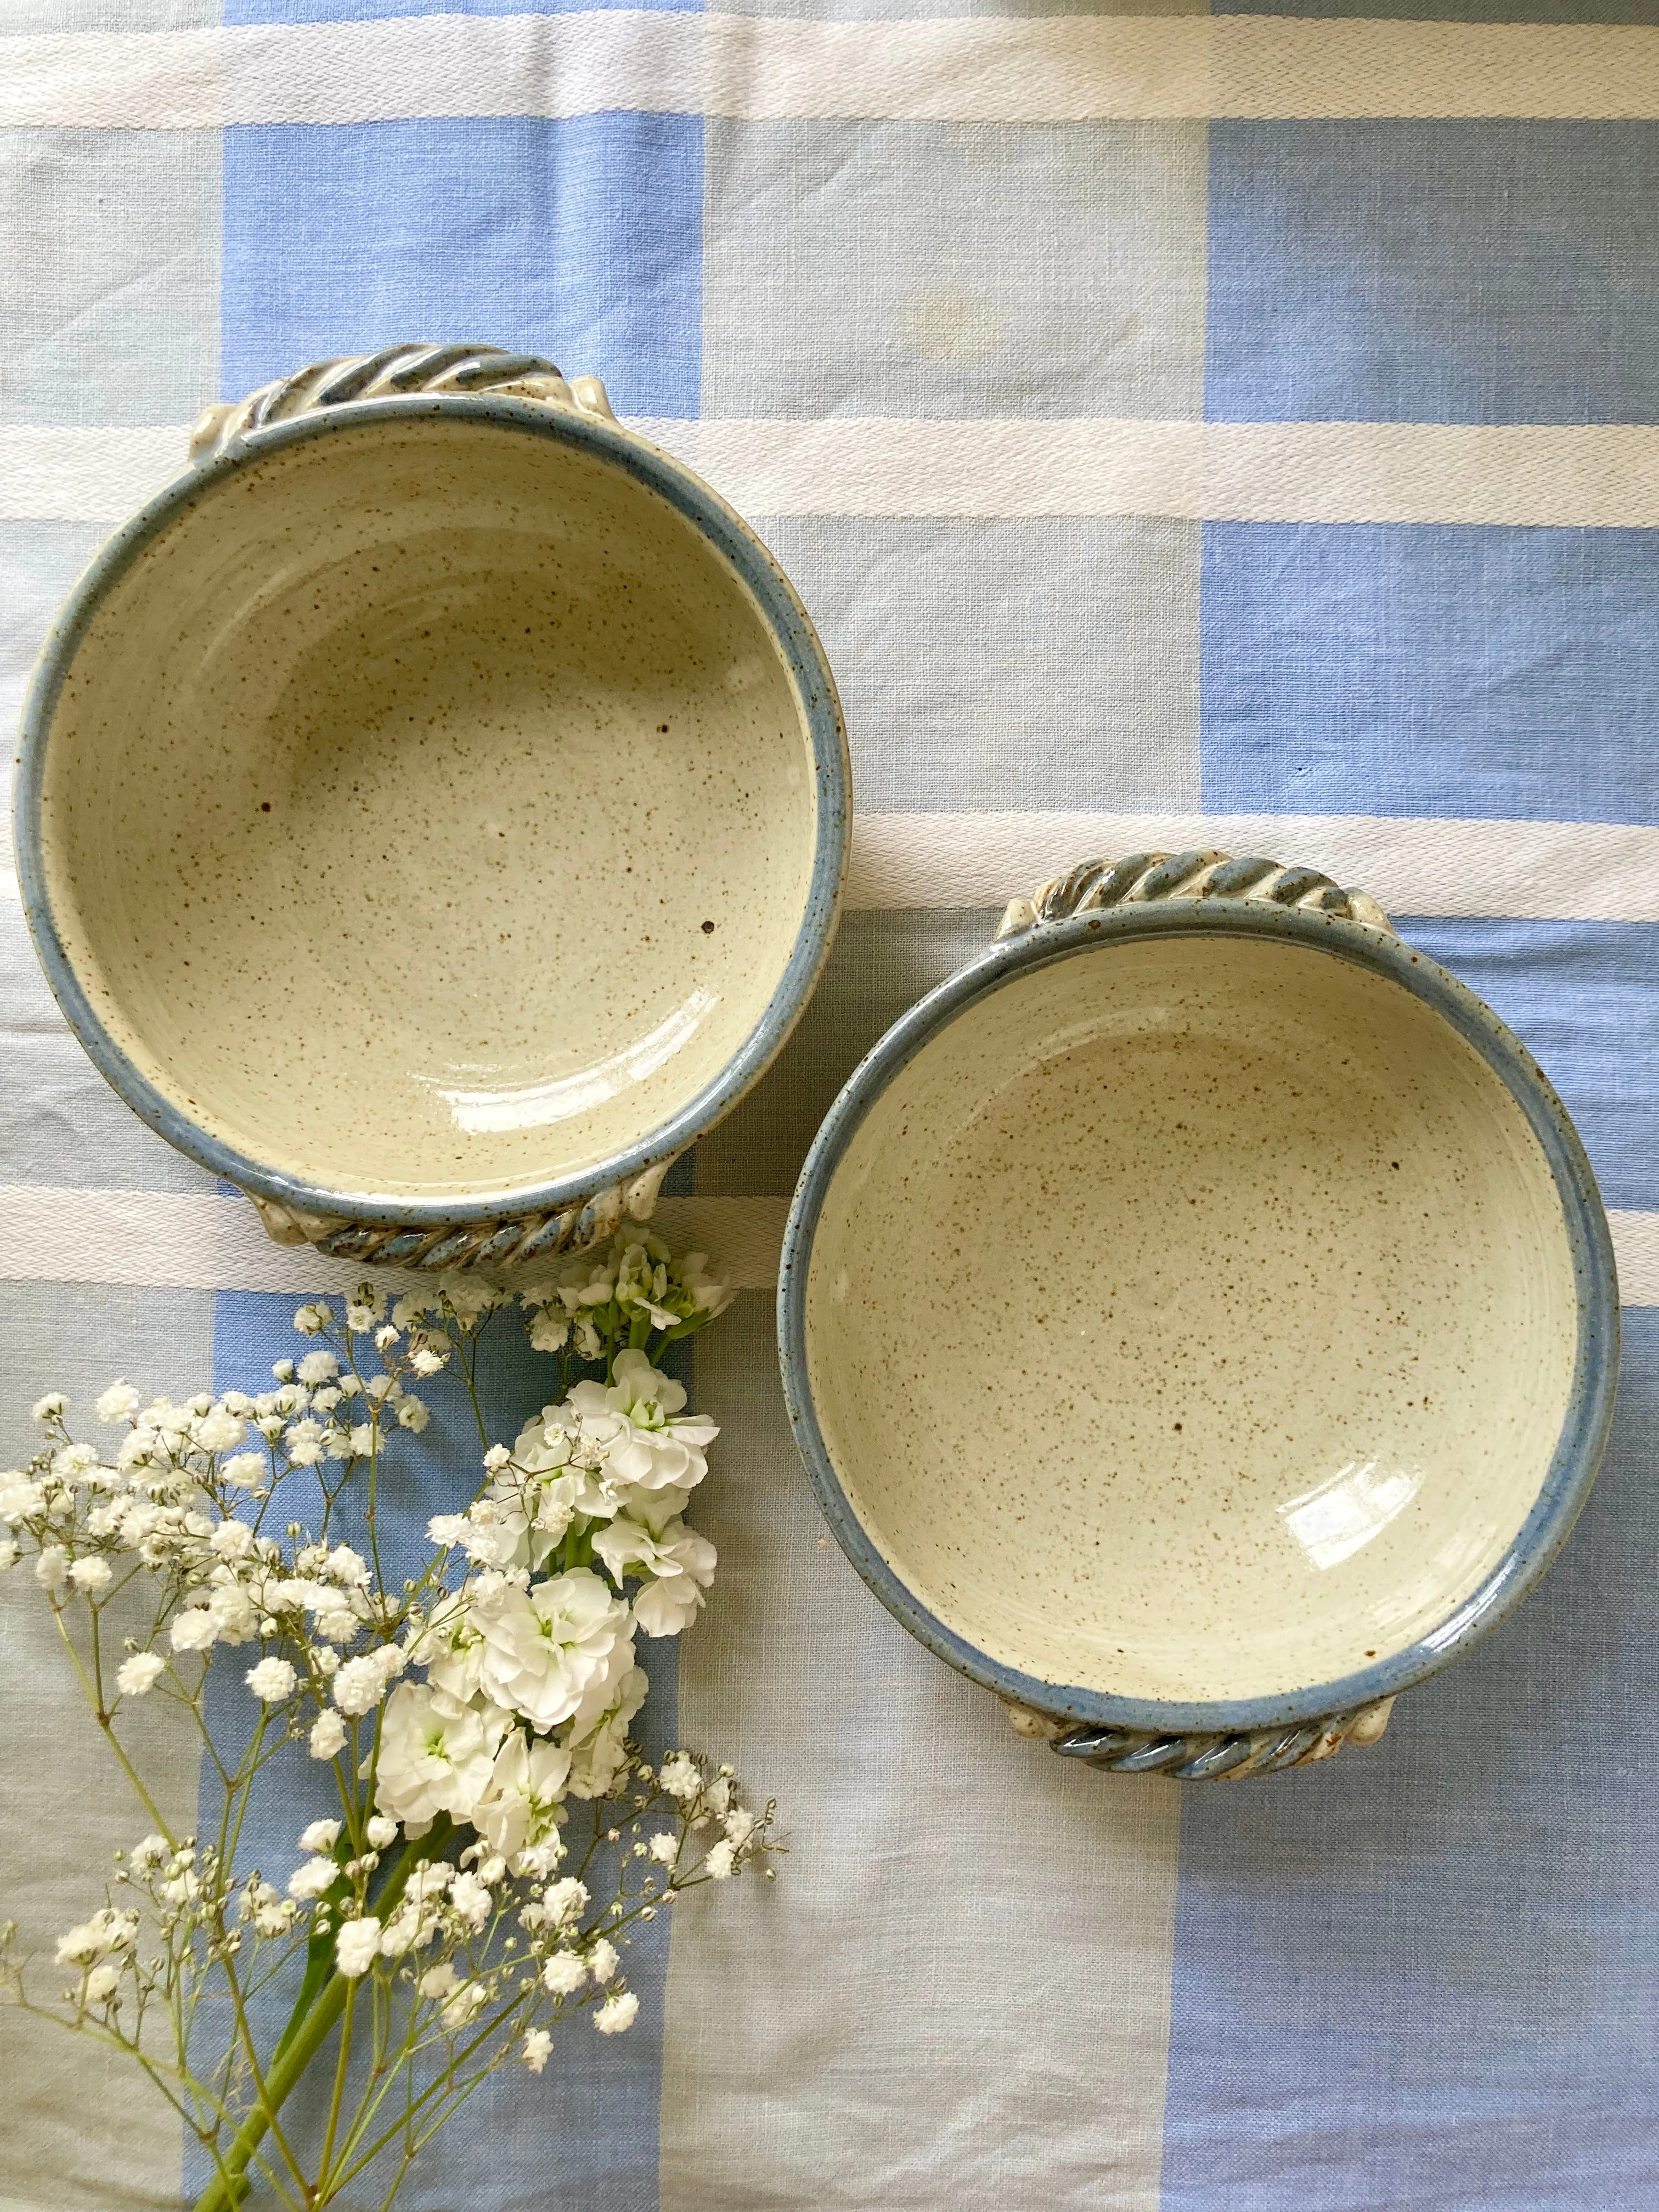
996;846;1395;942
995;847;1398;1776
195;343;678;1273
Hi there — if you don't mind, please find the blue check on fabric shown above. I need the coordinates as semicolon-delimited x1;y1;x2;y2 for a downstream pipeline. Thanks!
3;3;1659;2208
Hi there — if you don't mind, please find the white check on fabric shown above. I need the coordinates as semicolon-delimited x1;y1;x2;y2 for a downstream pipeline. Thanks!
2;4;1656;2209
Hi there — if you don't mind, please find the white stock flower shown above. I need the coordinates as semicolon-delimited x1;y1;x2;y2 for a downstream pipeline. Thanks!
69;1556;114;1596
309;1711;348;1759
593;1515;716;1638
335;1917;381;1978
373;1684;499;1829
472;1732;572;1859
594;1991;639;2035
476;1570;631;1732
246;1657;297;1702
563;1350;716;1494
565;1666;647;1803
414;1593;486;1702
95;1381;140;1425
116;1652;166;1697
521;2028;552;2073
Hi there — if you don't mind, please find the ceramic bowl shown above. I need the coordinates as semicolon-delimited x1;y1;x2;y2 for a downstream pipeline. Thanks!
779;851;1620;1779
15;343;849;1271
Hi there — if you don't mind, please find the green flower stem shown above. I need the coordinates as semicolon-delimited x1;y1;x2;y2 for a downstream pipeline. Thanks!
189;1818;453;2212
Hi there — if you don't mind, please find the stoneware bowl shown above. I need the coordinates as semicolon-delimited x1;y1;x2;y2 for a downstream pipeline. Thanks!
15;343;848;1271
779;851;1620;1780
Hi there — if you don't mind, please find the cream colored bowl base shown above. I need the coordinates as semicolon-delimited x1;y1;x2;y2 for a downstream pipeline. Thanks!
804;933;1578;1706
40;415;818;1202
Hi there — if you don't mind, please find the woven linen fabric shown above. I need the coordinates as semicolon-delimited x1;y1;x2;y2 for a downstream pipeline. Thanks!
3;2;1659;2206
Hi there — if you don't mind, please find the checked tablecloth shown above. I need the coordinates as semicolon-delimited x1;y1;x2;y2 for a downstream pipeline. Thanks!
3;2;1659;2207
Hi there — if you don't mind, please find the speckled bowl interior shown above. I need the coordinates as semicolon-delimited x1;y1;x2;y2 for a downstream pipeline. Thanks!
802;930;1583;1707
32;412;822;1205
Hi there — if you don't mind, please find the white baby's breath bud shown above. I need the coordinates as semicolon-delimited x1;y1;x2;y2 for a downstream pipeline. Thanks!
309;1712;348;1760
702;1840;737;1880
287;1857;337;1901
116;1653;165;1697
129;1835;170;1876
296;1350;339;1386
658;1753;699;1802
365;1815;398;1849
209;1519;255;1560
541;1950;586;1995
95;1381;140;1425
0;1541;18;1573
588;1937;619;1984
245;1656;297;1702
647;1831;679;1865
346;1303;374;1334
31;1395;66;1425
334;1916;381;1978
482;1444;512;1472
298;1819;341;1853
220;1452;266;1491
374;1323;398;1351
541;1877;588;1926
195;1407;246;1453
84;1961;121;2005
34;1544;69;1592
294;1302;332;1336
170;1609;216;1654
69;1555;113;1595
594;1990;639;2035
409;1346;444;1376
396;1397;430;1433
347;1425;374;1458
325;1544;369;1587
521;2027;552;2074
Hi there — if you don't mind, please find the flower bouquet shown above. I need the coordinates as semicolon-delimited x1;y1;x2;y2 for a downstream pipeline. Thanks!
0;1233;776;2211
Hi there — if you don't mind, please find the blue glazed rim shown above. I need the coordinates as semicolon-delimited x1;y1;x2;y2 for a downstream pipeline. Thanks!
778;898;1622;1735
14;394;850;1227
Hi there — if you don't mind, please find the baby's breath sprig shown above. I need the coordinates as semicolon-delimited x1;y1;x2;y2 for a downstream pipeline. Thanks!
0;1236;768;2212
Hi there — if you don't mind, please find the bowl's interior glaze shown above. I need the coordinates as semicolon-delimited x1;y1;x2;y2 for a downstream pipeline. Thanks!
804;933;1579;1705
40;415;819;1201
